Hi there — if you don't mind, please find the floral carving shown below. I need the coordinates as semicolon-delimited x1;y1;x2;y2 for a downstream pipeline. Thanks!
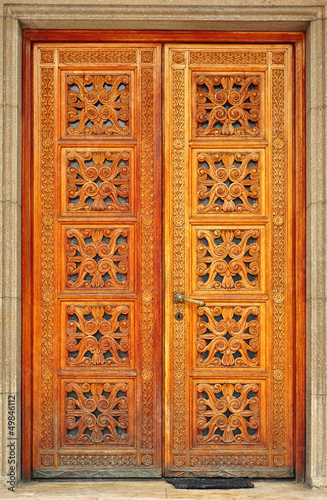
190;454;268;467
40;67;55;449
67;150;130;212
66;305;130;366
196;74;261;136
66;74;130;136
197;383;260;444
59;454;137;466
197;229;260;290
65;382;129;445
197;305;259;367
60;51;136;64
66;228;129;289
190;52;266;65
197;152;260;213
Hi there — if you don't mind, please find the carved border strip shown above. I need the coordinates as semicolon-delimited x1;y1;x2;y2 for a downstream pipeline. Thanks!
190;455;269;467
40;65;55;449
140;66;155;451
172;67;186;451
59;50;137;64
272;68;286;451
58;454;137;467
190;52;267;65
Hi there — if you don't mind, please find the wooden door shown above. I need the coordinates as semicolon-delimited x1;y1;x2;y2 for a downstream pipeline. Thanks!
30;43;162;478
164;43;303;478
24;35;304;480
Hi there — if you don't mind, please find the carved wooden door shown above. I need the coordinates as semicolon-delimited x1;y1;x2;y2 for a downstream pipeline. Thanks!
31;43;162;478
164;44;298;478
27;38;303;480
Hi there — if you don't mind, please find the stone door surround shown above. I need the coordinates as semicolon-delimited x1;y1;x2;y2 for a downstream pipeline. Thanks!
0;1;326;489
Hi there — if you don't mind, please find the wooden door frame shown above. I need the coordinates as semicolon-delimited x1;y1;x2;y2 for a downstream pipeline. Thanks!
22;29;305;481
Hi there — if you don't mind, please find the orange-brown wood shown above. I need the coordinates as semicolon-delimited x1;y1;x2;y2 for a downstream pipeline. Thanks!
22;31;305;482
164;42;305;479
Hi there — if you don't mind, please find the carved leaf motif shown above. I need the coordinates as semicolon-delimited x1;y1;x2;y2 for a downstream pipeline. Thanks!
65;382;129;445
66;74;130;136
197;305;259;367
67;305;130;366
197;383;260;444
66;228;129;289
67;150;130;212
196;74;261;136
197;229;260;290
197;152;260;213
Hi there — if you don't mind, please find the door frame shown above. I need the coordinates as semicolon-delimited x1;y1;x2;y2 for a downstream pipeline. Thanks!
22;29;305;481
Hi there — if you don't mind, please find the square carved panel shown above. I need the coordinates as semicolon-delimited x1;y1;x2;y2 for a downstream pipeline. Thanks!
63;381;130;446
66;73;131;137
65;227;129;290
197;305;260;367
196;382;260;445
195;74;261;137
66;304;131;367
66;150;131;213
196;228;260;290
197;152;260;213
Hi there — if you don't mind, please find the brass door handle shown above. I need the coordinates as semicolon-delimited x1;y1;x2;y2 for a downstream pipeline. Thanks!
173;292;204;307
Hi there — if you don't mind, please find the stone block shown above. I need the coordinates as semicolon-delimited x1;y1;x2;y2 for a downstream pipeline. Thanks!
2;298;21;394
3;105;22;205
3;16;22;111
2;201;21;299
306;298;327;396
306;203;327;301
306;107;326;208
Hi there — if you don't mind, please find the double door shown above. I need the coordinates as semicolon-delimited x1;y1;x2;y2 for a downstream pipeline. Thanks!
26;39;303;479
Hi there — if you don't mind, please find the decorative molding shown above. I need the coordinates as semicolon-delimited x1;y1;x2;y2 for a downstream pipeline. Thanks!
40;65;55;450
140;66;155;450
59;50;136;64
172;67;186;451
272;69;286;451
190;52;266;65
58;454;137;467
190;455;269;467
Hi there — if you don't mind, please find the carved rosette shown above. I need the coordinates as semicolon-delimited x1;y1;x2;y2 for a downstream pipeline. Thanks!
40;65;55;449
272;69;286;451
140;66;155;451
172;67;186;451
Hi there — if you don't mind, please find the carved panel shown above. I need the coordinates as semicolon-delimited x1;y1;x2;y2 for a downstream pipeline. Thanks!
195;74;261;137
196;229;260;290
197;305;259;367
66;304;130;367
66;150;131;213
59;454;137;467
66;73;131;136
64;382;129;445
190;52;267;65
196;383;260;444
197;152;260;213
190;455;269;467
66;227;129;289
59;50;136;64
40;66;55;449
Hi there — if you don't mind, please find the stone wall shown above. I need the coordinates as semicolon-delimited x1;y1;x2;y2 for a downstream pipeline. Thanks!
0;0;326;489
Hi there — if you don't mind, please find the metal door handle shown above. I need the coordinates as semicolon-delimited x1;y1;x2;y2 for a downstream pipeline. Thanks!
173;292;204;307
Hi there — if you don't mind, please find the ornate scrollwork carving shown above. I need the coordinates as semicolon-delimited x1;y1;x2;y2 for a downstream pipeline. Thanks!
196;74;261;137
197;305;259;367
65;382;129;445
66;228;129;289
190;454;268;467
60;50;136;64
66;304;130;366
197;229;260;290
197;152;260;213
190;52;266;65
196;383;260;444
66;74;131;136
67;150;130;212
